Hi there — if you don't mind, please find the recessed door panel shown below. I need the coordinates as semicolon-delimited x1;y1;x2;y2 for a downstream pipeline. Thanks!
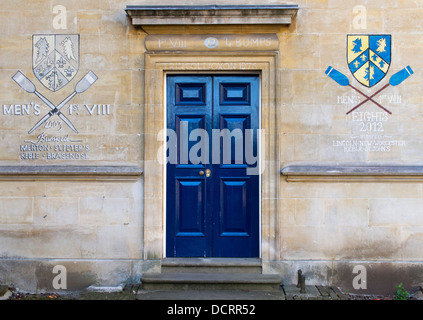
175;114;208;168
176;179;206;236
219;178;249;236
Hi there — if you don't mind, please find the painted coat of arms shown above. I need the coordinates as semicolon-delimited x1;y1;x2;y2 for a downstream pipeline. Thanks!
32;34;79;92
347;35;391;88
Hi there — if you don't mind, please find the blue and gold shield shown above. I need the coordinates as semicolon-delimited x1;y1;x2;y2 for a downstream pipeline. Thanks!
33;34;79;92
347;35;391;87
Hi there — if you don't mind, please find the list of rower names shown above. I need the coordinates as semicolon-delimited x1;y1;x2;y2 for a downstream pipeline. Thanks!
20;133;89;160
333;110;406;153
1;102;111;161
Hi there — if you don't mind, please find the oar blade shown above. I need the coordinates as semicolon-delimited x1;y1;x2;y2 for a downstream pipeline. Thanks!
325;66;349;86
75;71;98;93
12;71;36;93
389;66;413;86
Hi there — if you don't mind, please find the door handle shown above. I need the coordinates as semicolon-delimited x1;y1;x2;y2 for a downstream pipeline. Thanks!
199;169;211;177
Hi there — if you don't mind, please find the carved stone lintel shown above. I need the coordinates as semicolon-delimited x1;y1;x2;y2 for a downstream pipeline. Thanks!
125;5;299;26
145;34;280;52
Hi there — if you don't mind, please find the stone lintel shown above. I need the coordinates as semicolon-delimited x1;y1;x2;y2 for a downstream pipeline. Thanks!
281;165;423;182
0;165;143;181
145;34;280;52
125;5;299;26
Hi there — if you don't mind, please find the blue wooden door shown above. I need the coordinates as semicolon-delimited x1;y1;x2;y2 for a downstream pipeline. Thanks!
166;75;259;257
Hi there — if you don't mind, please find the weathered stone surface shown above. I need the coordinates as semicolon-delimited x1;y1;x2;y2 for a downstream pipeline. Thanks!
126;5;299;26
0;285;8;296
1;0;423;294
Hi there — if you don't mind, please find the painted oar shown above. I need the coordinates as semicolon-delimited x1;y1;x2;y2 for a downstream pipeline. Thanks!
325;66;392;114
27;71;98;134
325;66;350;86
346;66;414;115
12;71;79;134
389;66;413;86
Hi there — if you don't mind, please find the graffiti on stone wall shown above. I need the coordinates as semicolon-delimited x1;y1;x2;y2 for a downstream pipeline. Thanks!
326;34;413;115
325;35;413;155
3;34;112;161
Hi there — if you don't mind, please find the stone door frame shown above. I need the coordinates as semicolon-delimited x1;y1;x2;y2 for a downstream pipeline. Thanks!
143;52;280;264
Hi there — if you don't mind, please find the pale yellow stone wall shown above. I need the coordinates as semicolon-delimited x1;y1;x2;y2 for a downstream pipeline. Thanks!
277;0;423;269
0;0;146;274
0;180;143;259
1;0;423;290
1;1;145;165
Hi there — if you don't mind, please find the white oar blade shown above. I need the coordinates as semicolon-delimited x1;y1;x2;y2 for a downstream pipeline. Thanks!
75;71;98;93
12;71;36;93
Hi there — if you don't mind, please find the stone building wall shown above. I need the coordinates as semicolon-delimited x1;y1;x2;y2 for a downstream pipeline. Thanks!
0;0;422;294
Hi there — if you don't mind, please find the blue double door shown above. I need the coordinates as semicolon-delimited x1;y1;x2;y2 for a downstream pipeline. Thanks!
166;75;260;258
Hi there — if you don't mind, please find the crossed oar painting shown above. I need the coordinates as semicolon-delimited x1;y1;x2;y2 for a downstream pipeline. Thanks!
325;34;413;115
12;70;98;134
11;34;98;135
325;65;413;115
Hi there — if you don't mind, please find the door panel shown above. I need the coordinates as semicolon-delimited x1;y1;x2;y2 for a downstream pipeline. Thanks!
176;82;208;106
219;82;251;105
219;178;249;236
167;76;212;257
167;75;259;257
175;114;208;167
219;114;251;167
176;179;206;236
212;76;259;257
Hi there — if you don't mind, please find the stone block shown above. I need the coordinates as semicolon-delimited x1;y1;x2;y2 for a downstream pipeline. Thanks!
0;225;97;258
77;11;102;34
34;197;79;226
79;196;129;226
0;198;33;224
279;198;296;227
279;34;321;70
370;199;423;226
95;225;142;259
296;8;350;34
384;8;423;34
324;199;369;227
294;198;325;226
45;181;105;197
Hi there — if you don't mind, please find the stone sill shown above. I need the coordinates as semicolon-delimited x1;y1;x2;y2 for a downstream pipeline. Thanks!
281;165;423;182
125;5;299;26
0;166;143;181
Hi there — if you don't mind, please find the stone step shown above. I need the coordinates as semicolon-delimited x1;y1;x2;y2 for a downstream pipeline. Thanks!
137;289;285;300
141;273;283;291
161;258;262;274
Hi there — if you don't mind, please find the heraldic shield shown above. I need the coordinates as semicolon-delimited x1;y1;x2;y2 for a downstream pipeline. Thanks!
32;34;79;92
347;35;391;88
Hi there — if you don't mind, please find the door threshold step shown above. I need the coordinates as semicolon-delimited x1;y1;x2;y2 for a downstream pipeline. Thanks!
137;289;285;300
162;258;262;274
141;273;282;291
